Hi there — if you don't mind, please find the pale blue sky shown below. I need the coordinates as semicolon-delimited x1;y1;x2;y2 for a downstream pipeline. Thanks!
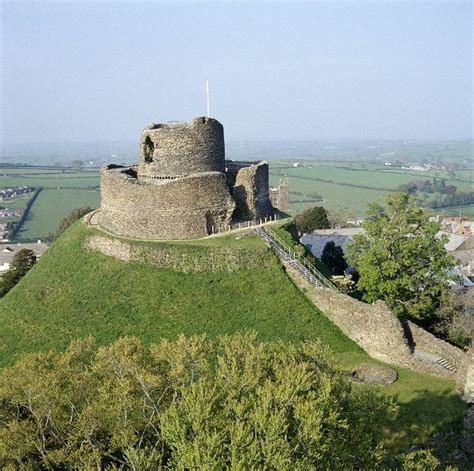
1;1;472;143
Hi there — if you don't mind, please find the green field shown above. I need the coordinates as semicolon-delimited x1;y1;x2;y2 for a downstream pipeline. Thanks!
0;168;99;189
0;167;101;241
1;162;473;241
0;221;467;452
270;160;473;215
16;189;100;240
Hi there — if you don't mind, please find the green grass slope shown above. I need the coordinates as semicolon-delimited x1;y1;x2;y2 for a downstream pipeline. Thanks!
0;221;467;452
0;221;364;367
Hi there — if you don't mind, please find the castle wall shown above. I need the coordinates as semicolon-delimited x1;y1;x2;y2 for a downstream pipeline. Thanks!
405;320;465;372
86;232;275;273
99;166;235;240
226;161;274;220
270;180;290;212
138;117;225;181
457;346;474;403
282;261;467;379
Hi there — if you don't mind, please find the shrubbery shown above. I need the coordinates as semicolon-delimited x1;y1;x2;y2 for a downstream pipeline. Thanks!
0;332;408;469
50;206;93;240
0;249;36;298
294;205;330;233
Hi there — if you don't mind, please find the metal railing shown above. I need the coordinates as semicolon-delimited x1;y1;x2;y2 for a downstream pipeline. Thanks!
256;226;338;290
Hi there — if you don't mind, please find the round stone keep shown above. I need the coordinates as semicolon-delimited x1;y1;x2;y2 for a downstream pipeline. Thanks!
351;363;398;385
137;117;225;181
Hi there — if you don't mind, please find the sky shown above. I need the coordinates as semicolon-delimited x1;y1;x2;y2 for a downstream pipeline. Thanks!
1;1;472;144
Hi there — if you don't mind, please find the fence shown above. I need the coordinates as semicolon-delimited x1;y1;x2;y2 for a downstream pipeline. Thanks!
256;226;338;290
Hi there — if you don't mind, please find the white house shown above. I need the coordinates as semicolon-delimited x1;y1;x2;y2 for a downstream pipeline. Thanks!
0;242;49;274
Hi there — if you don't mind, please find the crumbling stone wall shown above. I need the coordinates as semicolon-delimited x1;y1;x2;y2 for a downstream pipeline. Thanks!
283;262;468;380
457;346;474;403
99;166;235;240
138;117;225;181
270;179;290;212
99;117;274;240
283;262;414;366
404;320;465;371
226;161;274;220
86;233;274;273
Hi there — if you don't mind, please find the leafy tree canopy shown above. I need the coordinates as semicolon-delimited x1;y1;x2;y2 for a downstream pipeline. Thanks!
0;333;403;469
0;249;36;298
321;241;348;276
345;193;455;321
294;205;330;233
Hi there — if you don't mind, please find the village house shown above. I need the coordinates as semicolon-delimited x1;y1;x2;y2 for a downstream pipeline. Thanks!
0;242;49;275
300;227;474;287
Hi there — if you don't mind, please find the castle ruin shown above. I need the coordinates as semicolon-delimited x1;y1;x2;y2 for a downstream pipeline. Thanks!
99;117;274;240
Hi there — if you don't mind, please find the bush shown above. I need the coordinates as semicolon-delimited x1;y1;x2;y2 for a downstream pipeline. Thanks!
432;289;473;349
0;249;36;298
0;333;398;469
294;206;330;233
50;206;93;240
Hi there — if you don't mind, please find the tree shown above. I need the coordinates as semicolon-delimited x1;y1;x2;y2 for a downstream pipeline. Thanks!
432;289;473;349
345;193;455;321
71;160;85;171
294;205;330;233
51;206;93;240
0;333;399;469
0;249;36;298
321;241;348;275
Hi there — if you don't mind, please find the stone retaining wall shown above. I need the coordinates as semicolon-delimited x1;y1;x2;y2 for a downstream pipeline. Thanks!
283;262;414;366
457;346;474;403
405;320;465;371
283;262;465;380
86;233;274;273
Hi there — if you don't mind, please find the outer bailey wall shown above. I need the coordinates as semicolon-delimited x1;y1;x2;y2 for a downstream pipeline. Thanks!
405;320;465;371
283;262;472;381
458;346;474;403
283;262;414;366
99;166;235;240
138;117;225;180
86;232;275;273
226;161;274;220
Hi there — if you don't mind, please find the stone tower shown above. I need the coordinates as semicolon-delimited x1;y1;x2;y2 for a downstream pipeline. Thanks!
98;117;274;240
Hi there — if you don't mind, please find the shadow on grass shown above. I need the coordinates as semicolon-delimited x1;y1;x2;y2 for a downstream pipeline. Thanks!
386;387;467;454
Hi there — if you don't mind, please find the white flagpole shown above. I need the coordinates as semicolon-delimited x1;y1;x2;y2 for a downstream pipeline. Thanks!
206;80;210;117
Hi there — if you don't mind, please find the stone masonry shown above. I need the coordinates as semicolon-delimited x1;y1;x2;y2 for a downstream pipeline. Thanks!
99;117;274;240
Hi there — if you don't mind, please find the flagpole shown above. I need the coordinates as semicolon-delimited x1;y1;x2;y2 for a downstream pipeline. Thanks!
206;80;210;117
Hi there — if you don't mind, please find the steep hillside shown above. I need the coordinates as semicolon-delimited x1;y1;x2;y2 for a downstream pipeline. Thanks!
0;221;365;367
0;221;467;453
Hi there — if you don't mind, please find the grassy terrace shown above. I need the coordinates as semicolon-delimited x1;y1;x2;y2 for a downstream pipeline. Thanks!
0;220;467;453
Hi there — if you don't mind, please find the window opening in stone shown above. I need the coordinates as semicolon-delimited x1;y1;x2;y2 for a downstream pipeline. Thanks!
143;136;155;163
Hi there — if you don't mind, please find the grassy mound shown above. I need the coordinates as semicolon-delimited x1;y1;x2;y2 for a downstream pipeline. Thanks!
0;221;467;452
0;221;364;367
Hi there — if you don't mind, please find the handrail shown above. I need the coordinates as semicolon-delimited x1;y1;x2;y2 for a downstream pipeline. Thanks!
256;226;338;290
